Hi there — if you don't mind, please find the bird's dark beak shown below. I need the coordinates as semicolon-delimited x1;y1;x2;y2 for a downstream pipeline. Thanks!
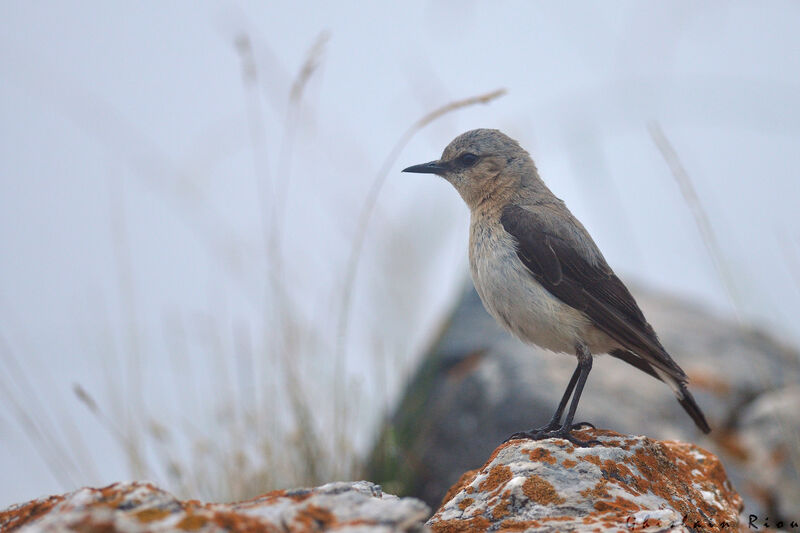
402;160;449;175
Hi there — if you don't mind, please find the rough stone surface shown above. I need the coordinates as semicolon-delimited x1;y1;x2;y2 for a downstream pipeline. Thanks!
427;429;743;532
737;384;800;520
368;284;800;520
0;480;431;533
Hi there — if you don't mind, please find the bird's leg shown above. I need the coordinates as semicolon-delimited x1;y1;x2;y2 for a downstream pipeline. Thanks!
505;345;599;447
504;363;580;442
539;363;581;431
553;345;599;445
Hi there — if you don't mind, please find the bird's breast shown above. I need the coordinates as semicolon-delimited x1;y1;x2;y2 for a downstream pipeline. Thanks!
468;217;593;354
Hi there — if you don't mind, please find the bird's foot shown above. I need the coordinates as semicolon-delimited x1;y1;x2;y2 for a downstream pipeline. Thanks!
504;422;600;447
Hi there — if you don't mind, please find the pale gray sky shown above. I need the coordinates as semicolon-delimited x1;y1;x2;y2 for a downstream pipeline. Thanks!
1;1;799;506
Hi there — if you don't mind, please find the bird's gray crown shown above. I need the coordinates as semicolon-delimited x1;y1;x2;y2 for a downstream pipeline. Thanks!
441;128;525;161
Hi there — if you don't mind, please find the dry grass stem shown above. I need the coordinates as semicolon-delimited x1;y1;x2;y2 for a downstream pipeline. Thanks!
647;122;741;312
648;121;799;477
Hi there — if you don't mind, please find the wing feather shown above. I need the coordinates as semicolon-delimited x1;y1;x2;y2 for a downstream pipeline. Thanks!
500;204;687;382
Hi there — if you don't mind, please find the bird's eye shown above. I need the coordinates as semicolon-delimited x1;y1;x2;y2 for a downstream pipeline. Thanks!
458;153;479;167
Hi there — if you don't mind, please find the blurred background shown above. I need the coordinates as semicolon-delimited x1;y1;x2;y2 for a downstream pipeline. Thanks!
1;0;799;513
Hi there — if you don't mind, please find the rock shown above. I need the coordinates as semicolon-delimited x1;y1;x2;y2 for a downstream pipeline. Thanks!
367;284;800;518
427;429;743;532
0;435;746;533
737;384;800;521
0;480;431;533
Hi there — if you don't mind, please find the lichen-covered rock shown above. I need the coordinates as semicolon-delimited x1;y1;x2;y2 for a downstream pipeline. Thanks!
427;429;742;532
0;480;431;533
368;284;800;518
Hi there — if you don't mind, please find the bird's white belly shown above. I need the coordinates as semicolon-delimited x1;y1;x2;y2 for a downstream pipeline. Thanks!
469;225;597;355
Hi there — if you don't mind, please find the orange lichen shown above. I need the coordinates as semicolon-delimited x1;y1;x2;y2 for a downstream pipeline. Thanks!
580;480;610;500
524;447;557;464
628;440;672;481
580;454;602;466
491;498;510;520
599;458;639;497
522;475;565;505
593;495;642;514
176;513;208;531
211;510;281;533
618;439;743;528
293;504;336;530
134;508;171;522
95;485;127;510
236;488;312;506
429;515;490;533
478;465;512;493
457;497;474;511
561;458;577;469
604;458;634;478
441;469;479;506
0;495;65;531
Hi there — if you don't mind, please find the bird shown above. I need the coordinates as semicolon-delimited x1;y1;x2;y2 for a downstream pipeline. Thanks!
403;129;710;446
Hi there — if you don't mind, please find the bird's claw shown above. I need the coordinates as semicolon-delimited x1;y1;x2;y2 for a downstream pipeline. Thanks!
504;431;542;443
504;423;600;447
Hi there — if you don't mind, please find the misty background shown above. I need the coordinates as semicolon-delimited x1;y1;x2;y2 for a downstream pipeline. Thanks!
1;2;799;507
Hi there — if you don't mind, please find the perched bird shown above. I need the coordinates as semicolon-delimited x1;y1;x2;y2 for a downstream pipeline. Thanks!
403;129;710;446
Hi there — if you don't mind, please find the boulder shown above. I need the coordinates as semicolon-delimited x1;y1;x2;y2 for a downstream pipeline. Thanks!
427;429;743;532
368;284;800;519
0;432;744;533
0;480;431;533
737;384;800;521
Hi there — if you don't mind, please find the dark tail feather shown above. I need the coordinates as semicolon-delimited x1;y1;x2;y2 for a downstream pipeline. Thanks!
611;349;711;434
610;348;660;380
677;384;711;434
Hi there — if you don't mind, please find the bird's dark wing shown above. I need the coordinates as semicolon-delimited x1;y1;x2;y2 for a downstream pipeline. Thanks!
500;204;687;382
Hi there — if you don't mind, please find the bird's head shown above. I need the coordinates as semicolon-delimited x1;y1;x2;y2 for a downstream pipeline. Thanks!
402;129;535;209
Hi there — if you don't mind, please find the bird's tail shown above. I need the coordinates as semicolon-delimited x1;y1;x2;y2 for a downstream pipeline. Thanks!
653;366;711;434
610;349;711;434
676;383;711;434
